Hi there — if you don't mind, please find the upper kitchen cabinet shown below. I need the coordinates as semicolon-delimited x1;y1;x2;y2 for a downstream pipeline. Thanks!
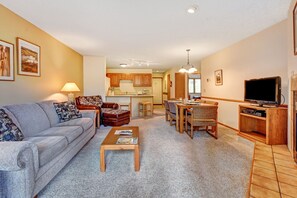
142;74;152;86
133;74;152;87
106;73;120;87
107;73;152;87
120;73;133;80
133;74;142;87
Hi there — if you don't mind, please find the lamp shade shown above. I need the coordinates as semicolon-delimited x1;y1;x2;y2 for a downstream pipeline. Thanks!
61;83;80;92
178;67;188;73
188;67;197;73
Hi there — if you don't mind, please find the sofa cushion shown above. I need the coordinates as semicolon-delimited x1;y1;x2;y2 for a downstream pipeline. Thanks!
0;109;24;141
24;136;68;167
56;118;93;131
38;100;60;127
35;126;83;144
4;103;51;137
78;95;103;107
53;102;82;123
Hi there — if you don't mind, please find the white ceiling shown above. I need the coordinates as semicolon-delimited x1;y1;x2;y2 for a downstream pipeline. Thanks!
0;0;291;71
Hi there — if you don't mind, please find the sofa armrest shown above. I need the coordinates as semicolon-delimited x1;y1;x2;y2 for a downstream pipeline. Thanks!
80;110;96;120
0;141;39;173
0;141;38;198
80;109;99;128
102;102;119;109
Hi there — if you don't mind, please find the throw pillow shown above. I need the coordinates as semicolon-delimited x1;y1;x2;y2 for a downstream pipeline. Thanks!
53;102;82;123
0;109;24;141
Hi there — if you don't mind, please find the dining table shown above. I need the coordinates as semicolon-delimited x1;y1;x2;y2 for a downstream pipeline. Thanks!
175;102;213;133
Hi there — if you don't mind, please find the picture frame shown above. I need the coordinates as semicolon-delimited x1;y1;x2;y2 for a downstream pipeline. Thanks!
17;38;41;76
0;39;14;81
214;69;223;86
293;2;297;55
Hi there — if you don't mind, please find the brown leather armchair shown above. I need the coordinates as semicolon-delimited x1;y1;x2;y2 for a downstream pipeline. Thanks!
76;95;119;110
75;95;119;127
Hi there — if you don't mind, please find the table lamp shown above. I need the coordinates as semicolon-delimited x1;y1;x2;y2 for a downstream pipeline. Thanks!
61;82;80;102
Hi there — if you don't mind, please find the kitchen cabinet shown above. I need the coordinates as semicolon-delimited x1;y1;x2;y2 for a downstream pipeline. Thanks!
142;74;152;86
133;74;152;87
133;74;142;87
106;73;120;87
120;73;133;80
107;73;152;87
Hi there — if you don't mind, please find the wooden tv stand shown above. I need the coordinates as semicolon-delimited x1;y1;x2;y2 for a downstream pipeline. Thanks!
238;104;287;145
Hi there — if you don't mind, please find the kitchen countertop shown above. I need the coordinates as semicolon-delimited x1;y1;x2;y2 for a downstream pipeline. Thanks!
106;95;153;97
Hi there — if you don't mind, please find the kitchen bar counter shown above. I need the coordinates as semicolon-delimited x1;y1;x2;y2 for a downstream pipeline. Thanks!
106;95;153;118
106;95;153;97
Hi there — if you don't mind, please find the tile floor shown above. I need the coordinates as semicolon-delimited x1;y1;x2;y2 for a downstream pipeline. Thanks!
249;142;297;198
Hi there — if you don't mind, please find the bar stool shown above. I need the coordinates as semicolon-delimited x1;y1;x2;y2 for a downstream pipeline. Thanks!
138;101;153;117
118;102;131;117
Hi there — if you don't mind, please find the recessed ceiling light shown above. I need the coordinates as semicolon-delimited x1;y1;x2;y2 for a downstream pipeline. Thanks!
187;5;198;14
120;63;127;68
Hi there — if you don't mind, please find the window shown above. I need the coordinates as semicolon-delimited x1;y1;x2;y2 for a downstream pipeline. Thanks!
188;78;201;94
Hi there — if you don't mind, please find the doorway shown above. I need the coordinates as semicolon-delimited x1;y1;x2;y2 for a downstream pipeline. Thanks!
175;73;186;99
152;77;163;105
167;74;171;100
188;73;201;99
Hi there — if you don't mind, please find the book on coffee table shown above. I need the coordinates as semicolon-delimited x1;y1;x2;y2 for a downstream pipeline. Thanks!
116;137;138;145
114;129;133;136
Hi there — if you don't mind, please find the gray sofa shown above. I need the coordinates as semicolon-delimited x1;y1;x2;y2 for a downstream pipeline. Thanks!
0;100;96;198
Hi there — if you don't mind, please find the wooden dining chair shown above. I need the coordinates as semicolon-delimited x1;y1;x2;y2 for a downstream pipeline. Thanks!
194;99;219;106
164;100;170;121
168;101;180;131
185;105;218;139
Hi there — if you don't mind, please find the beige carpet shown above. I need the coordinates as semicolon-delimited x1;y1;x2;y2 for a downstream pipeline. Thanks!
39;115;254;198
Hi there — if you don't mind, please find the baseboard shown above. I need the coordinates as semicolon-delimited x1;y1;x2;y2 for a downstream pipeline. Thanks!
218;122;238;132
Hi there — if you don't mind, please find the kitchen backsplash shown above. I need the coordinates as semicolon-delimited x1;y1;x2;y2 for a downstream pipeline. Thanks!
111;81;152;95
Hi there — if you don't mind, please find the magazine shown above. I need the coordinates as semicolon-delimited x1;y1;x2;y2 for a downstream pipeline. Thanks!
114;129;133;136
116;137;138;145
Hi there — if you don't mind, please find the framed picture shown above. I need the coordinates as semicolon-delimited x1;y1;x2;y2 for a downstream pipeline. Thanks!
294;2;297;55
214;69;223;86
0;40;14;81
17;38;40;76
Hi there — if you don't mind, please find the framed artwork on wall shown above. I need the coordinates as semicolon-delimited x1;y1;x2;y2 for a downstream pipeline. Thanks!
0;39;14;81
214;69;223;86
293;2;297;55
17;38;41;76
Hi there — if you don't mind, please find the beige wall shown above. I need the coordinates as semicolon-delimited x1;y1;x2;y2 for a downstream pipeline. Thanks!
163;66;182;99
287;0;297;152
83;56;106;99
201;20;288;130
0;5;83;105
152;73;163;78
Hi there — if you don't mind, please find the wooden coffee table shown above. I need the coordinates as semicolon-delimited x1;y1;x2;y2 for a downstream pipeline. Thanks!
100;126;140;172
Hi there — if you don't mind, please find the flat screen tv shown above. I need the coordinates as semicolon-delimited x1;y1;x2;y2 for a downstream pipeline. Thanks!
244;76;281;106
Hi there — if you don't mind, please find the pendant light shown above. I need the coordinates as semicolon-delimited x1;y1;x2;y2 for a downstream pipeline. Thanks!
178;66;187;73
179;49;197;73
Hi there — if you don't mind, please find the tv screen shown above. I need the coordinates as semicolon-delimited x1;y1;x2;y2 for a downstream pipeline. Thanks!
244;76;281;105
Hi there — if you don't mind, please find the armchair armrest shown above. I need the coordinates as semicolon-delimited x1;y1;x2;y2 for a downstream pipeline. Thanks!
77;104;100;111
0;141;39;173
102;102;119;109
